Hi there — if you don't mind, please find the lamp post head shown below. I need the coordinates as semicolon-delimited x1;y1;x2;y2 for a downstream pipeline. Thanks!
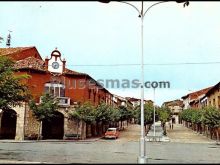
98;0;111;3
176;1;190;7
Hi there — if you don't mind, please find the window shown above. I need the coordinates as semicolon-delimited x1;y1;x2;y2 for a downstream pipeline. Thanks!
44;82;65;97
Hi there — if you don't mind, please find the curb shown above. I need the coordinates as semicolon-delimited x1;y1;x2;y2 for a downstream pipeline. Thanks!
0;138;101;143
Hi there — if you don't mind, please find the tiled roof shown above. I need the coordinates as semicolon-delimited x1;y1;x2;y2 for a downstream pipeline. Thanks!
206;82;220;96
182;87;212;100
126;97;151;102
14;57;89;75
64;68;87;76
0;47;34;56
163;99;183;107
14;57;45;71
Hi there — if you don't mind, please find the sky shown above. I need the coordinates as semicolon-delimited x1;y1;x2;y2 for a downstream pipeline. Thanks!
0;1;220;106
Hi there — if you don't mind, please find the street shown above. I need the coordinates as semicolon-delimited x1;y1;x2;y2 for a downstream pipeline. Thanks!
0;124;220;164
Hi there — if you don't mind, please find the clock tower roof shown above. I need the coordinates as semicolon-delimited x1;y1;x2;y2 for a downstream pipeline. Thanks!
51;49;61;57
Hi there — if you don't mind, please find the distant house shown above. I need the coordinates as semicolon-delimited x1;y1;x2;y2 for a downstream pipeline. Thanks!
126;97;154;107
113;95;133;109
162;99;183;124
181;87;212;109
205;82;220;109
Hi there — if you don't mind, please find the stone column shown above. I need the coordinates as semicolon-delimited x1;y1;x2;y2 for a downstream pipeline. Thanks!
63;117;69;139
15;103;26;141
0;110;3;136
80;121;86;140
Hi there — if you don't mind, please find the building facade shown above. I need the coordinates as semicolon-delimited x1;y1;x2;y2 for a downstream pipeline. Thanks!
0;47;115;140
181;87;212;109
206;82;220;109
162;99;183;124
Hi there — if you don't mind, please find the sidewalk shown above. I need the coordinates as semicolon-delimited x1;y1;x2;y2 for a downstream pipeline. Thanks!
166;123;215;143
0;137;101;143
0;160;49;164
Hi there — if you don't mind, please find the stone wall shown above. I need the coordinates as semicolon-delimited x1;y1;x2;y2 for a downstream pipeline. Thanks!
24;107;40;138
1;104;88;141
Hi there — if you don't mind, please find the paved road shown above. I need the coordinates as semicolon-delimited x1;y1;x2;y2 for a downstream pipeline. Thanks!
166;123;214;143
0;124;219;164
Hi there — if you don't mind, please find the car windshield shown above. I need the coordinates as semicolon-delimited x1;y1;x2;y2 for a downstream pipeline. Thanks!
107;128;116;132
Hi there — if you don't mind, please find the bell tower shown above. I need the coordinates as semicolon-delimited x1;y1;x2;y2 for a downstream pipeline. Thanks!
45;48;66;74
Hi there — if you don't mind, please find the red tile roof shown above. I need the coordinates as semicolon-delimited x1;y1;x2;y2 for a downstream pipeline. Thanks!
0;47;34;56
14;57;88;75
182;87;212;100
126;97;153;103
163;99;183;107
14;56;45;71
64;68;87;76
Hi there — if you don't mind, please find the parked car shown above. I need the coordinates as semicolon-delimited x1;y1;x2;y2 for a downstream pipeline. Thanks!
104;127;119;139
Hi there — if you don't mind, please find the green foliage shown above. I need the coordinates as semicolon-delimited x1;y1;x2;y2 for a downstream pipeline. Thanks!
157;106;171;124
94;101;112;123
134;103;155;125
0;56;30;110
69;101;133;125
191;110;203;124
109;107;121;123
202;106;220;129
118;105;129;121
180;107;220;129
29;93;59;121
69;102;95;124
180;108;195;122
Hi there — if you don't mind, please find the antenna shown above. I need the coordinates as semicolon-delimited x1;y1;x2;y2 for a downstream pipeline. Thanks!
6;30;12;47
0;36;3;43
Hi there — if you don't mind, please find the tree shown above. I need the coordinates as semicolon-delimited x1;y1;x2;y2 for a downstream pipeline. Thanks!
118;105;129;129
0;56;30;110
109;107;121;127
94;102;112;135
202;106;220;142
134;103;154;132
29;93;59;140
157;106;171;135
68;102;95;138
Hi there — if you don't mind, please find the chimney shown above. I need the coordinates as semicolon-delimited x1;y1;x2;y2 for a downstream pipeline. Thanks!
62;58;66;71
45;56;49;70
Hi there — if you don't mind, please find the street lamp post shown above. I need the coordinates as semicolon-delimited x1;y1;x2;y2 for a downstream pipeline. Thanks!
99;1;189;163
153;88;156;137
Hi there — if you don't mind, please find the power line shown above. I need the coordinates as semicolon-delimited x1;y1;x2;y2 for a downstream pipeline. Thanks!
64;61;220;67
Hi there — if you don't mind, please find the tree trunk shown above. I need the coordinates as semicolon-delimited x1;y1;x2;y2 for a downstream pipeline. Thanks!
91;123;96;137
76;120;80;139
120;120;123;130
206;125;208;137
210;128;213;139
86;124;92;138
38;121;42;140
215;128;219;144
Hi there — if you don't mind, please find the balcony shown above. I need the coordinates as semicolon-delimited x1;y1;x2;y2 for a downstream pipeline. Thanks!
58;97;70;107
40;96;70;107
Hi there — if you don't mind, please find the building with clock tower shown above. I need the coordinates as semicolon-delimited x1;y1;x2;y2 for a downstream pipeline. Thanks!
0;46;117;141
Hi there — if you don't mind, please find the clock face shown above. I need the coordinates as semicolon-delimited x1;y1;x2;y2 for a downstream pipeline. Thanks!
52;62;59;69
